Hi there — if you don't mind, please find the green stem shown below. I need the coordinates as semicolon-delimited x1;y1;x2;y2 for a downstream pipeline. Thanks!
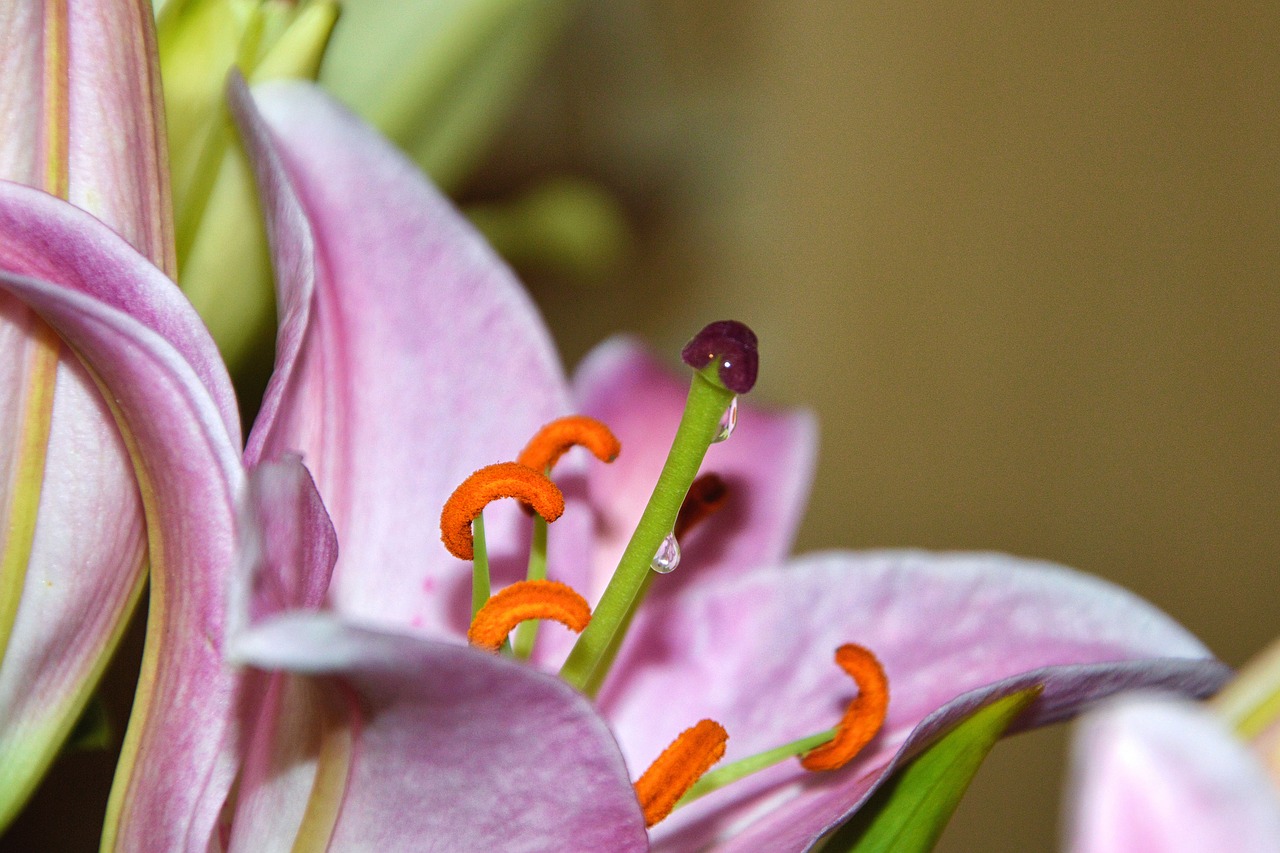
512;513;549;659
580;571;653;696
471;512;489;618
560;371;734;692
677;728;837;808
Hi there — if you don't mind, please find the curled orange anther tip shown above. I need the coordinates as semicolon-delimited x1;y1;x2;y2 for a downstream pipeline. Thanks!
800;644;889;772
674;473;729;539
633;719;728;828
441;463;564;560
467;580;591;652
517;415;621;473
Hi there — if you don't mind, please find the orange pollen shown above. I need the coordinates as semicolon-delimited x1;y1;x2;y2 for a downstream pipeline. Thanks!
517;415;621;473
800;644;890;772
633;719;728;828
673;473;729;539
467;580;591;652
440;462;564;560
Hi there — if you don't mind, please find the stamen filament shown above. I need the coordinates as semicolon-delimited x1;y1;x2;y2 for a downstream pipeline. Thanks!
634;719;728;828
468;580;591;652
677;728;838;808
579;473;729;696
512;417;619;659
560;372;736;693
674;645;888;811
512;514;549;659
471;513;489;618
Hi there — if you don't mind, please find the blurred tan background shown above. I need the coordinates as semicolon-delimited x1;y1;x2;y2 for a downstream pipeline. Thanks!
479;3;1280;849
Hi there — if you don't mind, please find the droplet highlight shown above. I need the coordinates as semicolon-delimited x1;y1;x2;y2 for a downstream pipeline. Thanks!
651;532;681;574
713;396;738;443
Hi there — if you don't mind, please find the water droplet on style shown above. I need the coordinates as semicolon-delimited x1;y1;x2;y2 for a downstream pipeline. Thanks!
712;396;738;443
650;533;681;574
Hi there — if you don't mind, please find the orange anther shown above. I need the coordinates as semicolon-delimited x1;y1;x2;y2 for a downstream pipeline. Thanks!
441;463;564;560
673;473;729;539
633;719;728;828
517;415;620;473
467;580;591;652
800;644;889;772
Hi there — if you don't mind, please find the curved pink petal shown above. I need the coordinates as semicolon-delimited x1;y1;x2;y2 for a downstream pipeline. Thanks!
1067;695;1280;853
232;613;650;852
0;0;174;820
573;337;817;599
231;456;337;637
0;334;145;824
0;184;239;433
225;459;344;851
0;182;235;826
594;550;1228;852
227;78;589;642
0;242;244;848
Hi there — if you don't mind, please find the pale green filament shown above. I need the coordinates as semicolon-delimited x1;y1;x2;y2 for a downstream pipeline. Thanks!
560;369;735;693
677;728;838;809
470;512;489;618
512;512;549;659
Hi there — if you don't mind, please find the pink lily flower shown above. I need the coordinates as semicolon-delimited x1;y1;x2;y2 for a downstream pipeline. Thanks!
0;73;1227;851
0;0;171;825
1066;640;1280;853
1066;695;1280;853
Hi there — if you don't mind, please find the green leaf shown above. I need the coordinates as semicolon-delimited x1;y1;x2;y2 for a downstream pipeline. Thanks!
66;694;111;752
820;686;1043;853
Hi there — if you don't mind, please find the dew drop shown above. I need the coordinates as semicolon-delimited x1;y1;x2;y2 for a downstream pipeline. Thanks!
713;396;738;443
650;532;681;574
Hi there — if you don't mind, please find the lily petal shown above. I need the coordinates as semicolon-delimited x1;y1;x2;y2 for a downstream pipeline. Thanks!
232;613;651;852
0;198;244;849
0;0;174;822
0;318;145;827
227;78;588;640
231;455;337;634
1067;695;1280;853
573;337;817;599
0;0;173;268
225;457;344;851
595;550;1228;851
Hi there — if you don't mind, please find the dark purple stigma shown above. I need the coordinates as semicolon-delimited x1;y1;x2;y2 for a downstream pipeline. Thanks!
681;321;758;394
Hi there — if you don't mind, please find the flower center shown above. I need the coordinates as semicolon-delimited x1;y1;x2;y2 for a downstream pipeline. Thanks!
441;321;892;828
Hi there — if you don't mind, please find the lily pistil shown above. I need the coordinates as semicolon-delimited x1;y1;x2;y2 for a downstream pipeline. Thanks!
438;321;892;828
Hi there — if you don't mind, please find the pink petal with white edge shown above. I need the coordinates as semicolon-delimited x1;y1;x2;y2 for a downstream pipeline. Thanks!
0;254;244;848
1067;695;1280;853
573;337;817;599
231;613;650;852
595;550;1228;852
228;78;589;642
